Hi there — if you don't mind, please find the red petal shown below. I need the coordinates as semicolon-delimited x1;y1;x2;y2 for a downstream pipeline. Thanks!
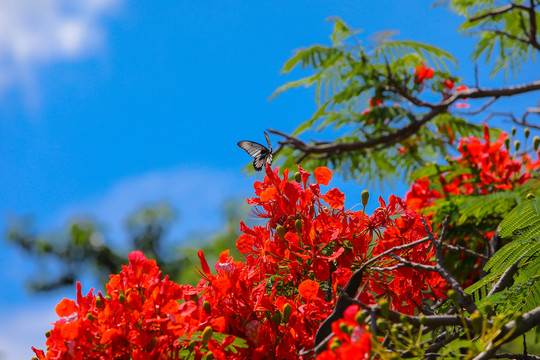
314;167;333;185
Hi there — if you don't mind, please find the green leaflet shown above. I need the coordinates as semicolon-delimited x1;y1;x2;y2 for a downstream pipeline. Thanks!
498;197;540;238
467;196;540;314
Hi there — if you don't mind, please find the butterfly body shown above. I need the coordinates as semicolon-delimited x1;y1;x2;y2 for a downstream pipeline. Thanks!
237;132;273;171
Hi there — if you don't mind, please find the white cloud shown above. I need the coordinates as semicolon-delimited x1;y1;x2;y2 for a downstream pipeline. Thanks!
0;0;122;99
46;166;254;246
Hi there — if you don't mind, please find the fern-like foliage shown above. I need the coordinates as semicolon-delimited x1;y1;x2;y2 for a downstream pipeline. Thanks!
466;197;540;314
269;17;488;185
449;0;540;79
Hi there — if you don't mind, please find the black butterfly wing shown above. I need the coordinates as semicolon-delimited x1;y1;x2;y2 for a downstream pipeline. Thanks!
264;132;273;152
238;133;274;171
238;141;270;171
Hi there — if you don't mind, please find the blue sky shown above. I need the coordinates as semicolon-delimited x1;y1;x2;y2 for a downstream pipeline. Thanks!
0;1;538;359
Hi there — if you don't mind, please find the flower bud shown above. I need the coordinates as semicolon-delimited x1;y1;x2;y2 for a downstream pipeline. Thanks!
265;310;272;322
45;330;51;338
514;311;523;325
483;302;492;314
514;140;520;152
512;127;516;136
470;310;483;333
272;311;282;325
295;219;302;233
203;301;211;314
282;303;292;323
447;289;458;303
330;338;341;350
505;138;511;150
419;314;426;325
294;172;302;183
355;310;368;324
534;136;540;151
276;225;285;241
527;193;536;200
96;298;102;309
339;322;349;334
376;318;387;331
206;352;215;360
361;190;369;208
119;293;125;304
201;326;213;346
525;128;530;138
378;298;390;319
86;313;95;321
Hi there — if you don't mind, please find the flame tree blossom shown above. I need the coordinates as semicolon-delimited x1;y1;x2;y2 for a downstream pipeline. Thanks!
33;166;447;359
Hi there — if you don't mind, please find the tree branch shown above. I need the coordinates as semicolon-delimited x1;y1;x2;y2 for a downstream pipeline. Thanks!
270;80;540;160
494;353;540;360
469;3;530;22
473;306;540;360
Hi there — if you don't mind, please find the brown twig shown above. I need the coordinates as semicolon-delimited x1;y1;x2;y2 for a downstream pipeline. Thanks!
469;3;530;23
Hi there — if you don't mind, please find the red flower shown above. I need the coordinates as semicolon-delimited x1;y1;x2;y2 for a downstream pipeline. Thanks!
34;165;453;359
443;79;454;90
414;63;435;84
315;166;333;185
369;97;383;107
323;188;345;209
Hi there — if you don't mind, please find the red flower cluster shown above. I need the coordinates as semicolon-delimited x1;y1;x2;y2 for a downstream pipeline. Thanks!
414;63;434;84
33;166;446;359
32;251;192;359
407;124;538;212
317;305;371;360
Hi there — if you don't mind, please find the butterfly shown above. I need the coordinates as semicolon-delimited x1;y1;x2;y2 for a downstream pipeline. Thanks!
237;132;274;171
